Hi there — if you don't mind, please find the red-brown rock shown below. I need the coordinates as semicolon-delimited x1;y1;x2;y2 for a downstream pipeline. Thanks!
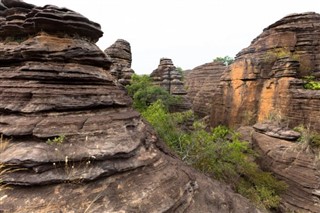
252;131;320;212
104;39;135;85
0;1;259;212
211;12;320;132
184;62;226;117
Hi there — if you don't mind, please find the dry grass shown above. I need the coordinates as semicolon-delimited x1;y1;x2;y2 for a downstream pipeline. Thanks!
0;134;10;153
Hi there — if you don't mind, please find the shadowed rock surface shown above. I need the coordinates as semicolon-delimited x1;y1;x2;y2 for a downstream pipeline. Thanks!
0;1;259;212
151;58;192;112
184;62;226;117
211;12;320;132
104;39;135;86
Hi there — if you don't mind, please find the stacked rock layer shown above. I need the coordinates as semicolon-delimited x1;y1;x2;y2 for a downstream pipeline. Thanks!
104;39;135;85
211;12;320;132
150;58;192;111
184;62;226;117
0;1;258;212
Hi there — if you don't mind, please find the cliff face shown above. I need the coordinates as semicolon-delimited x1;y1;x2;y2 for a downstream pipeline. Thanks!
211;12;320;131
184;62;226;117
0;1;258;212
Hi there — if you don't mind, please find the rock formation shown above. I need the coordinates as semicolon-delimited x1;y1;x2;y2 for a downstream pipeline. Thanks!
150;58;192;111
184;62;226;117
0;1;259;212
208;12;320;212
250;129;320;212
211;12;320;132
104;39;135;85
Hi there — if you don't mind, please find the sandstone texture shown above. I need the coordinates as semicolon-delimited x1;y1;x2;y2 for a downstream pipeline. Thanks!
184;62;226;117
211;12;320;131
251;130;320;212
0;1;259;212
151;58;192;111
104;39;135;86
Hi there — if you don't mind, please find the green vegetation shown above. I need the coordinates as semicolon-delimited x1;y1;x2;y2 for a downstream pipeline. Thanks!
46;135;65;145
128;75;287;209
294;125;320;153
126;74;178;112
213;56;234;66
264;48;299;63
303;76;320;90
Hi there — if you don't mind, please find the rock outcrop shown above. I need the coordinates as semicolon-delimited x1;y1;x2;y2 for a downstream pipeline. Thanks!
0;1;259;212
211;12;320;131
151;58;192;111
104;39;134;85
251;130;320;212
184;62;226;117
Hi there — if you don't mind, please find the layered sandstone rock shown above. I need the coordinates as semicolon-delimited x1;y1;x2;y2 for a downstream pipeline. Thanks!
104;39;135;85
151;58;192;111
184;62;226;117
0;1;259;212
211;12;320;131
251;130;320;212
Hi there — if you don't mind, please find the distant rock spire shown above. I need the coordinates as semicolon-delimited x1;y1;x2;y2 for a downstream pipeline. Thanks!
104;39;135;85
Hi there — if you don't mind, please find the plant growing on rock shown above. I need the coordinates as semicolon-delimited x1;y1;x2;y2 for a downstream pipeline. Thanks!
263;47;299;64
303;75;320;90
293;124;320;153
46;135;65;145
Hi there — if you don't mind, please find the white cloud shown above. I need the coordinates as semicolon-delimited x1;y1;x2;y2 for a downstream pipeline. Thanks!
25;0;320;74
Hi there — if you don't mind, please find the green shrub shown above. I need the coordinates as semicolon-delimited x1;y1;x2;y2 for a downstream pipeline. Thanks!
303;76;320;90
46;135;65;145
126;74;178;112
141;102;286;209
129;74;287;210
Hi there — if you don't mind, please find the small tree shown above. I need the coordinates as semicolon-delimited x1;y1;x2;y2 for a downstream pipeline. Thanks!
213;56;234;66
126;74;178;112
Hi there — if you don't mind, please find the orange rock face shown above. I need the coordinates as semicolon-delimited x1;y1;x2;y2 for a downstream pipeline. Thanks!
212;12;320;131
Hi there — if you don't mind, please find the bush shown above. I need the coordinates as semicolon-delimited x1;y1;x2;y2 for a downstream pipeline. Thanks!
141;102;286;209
126;74;178;112
129;75;287;210
303;76;320;90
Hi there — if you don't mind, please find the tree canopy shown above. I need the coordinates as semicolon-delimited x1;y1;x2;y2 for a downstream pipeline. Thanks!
213;56;234;66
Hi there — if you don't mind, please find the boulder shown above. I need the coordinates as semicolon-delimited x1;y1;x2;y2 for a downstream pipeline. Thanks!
0;1;259;212
211;12;320;131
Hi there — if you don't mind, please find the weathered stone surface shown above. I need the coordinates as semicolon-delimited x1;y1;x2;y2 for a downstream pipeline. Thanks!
253;122;301;140
184;62;226;117
252;131;320;213
104;39;135;85
0;1;102;42
151;58;192;112
0;1;259;212
211;12;320;132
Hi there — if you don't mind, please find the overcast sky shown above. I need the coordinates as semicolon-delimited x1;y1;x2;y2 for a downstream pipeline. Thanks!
27;0;319;74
